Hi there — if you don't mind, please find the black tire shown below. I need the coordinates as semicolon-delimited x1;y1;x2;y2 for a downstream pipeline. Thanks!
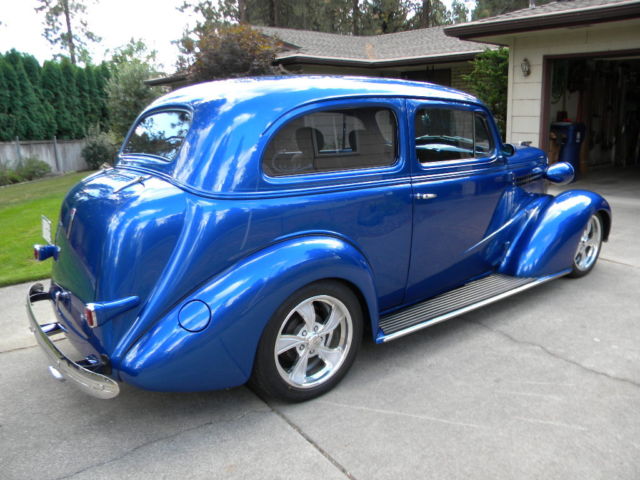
250;280;363;402
567;213;604;278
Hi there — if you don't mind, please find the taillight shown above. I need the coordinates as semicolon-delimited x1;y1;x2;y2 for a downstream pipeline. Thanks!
82;296;139;329
84;304;98;328
33;244;59;261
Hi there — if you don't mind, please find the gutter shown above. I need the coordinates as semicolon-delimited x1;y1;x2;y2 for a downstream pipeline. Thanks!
445;1;640;40
275;51;485;68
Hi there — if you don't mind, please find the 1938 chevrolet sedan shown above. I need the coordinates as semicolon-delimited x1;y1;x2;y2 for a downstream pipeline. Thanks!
28;76;610;402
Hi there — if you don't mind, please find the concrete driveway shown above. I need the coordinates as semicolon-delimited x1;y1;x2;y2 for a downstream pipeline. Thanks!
1;168;639;480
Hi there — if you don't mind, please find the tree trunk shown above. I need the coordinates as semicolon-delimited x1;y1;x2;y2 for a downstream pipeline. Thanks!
238;0;247;23
421;0;431;28
269;0;279;27
62;0;76;64
352;0;360;35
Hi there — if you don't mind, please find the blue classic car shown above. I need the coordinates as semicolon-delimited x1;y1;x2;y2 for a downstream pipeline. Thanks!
28;76;610;402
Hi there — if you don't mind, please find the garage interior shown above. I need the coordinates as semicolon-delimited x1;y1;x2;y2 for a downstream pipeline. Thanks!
544;53;640;174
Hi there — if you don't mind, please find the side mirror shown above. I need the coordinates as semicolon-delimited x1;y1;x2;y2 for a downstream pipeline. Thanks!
545;162;574;185
500;144;515;157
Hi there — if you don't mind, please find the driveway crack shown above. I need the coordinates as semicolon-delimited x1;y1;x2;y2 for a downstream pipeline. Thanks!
466;319;640;389
52;410;264;480
259;396;358;480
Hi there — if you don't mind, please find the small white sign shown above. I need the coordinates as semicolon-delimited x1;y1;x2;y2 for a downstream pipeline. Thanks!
41;215;52;244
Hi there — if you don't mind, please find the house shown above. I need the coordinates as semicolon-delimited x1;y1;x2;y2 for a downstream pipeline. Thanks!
445;0;640;171
254;26;491;91
147;26;492;93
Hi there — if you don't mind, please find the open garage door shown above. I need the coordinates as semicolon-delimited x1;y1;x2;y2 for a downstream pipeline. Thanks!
542;52;640;174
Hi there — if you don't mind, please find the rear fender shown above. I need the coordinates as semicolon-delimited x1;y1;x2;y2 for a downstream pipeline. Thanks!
118;235;378;391
500;190;611;278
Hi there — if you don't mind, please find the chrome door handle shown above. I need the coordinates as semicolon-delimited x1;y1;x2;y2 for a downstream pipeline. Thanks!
415;193;438;200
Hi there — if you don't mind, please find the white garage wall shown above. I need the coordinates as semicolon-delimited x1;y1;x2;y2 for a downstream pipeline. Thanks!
502;18;640;148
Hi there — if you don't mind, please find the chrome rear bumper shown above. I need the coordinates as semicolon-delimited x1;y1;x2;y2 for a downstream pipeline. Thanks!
26;283;120;399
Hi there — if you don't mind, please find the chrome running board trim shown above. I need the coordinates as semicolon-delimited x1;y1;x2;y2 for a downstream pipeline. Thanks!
377;271;569;343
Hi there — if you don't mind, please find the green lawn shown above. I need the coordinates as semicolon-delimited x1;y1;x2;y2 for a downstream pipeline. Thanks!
0;172;95;287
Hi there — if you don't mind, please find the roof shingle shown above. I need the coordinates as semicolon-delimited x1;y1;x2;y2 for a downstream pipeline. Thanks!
257;26;489;64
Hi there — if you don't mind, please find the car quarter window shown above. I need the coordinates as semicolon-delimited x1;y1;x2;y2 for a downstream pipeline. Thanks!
122;110;191;162
263;107;397;177
414;108;494;164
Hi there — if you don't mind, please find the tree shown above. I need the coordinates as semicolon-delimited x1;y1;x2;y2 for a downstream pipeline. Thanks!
34;0;101;65
105;61;163;140
41;60;74;138
472;0;551;20
108;38;159;70
450;0;469;24
462;47;509;138
60;58;85;137
0;60;18;141
183;24;282;84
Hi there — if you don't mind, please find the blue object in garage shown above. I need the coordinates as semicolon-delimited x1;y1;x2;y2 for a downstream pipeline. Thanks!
551;122;586;177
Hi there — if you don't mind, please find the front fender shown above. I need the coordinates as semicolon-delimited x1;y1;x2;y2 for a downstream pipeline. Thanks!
118;235;378;391
501;190;611;278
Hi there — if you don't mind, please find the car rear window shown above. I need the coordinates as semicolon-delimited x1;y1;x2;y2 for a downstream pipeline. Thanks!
122;110;191;162
263;107;397;177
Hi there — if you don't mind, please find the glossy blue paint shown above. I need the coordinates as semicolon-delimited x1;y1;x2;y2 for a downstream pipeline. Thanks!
545;161;575;185
118;235;378;391
34;76;611;396
33;244;59;261
178;300;211;333
86;296;139;328
501;190;611;277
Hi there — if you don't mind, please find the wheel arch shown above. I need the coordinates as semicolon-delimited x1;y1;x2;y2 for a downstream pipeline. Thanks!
500;189;611;278
119;235;380;392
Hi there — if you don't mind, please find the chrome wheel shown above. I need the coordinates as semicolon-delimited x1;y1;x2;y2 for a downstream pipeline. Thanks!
573;214;602;272
274;295;353;389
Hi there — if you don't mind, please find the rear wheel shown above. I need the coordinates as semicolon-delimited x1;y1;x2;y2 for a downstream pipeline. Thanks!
568;213;603;278
250;281;362;402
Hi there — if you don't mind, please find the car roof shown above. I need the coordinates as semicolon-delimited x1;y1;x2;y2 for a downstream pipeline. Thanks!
129;76;483;195
148;75;479;111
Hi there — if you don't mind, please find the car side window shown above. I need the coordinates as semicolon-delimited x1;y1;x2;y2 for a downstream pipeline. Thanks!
415;108;494;164
474;113;494;157
263;107;397;177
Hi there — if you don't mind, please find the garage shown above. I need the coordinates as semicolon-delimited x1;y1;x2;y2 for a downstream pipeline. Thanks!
543;52;640;173
445;0;640;178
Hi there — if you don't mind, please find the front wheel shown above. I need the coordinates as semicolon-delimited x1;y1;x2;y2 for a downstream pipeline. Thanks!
250;281;362;402
568;213;603;278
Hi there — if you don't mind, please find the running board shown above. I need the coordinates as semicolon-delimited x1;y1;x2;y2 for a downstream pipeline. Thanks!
377;272;567;343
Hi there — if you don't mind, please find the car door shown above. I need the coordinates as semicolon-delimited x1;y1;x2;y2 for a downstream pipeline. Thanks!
404;100;510;305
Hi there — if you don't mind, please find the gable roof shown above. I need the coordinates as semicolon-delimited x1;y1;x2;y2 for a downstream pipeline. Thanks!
257;26;490;67
445;0;640;40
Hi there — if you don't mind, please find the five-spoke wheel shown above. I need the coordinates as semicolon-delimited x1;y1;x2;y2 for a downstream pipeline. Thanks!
251;281;362;402
569;213;603;277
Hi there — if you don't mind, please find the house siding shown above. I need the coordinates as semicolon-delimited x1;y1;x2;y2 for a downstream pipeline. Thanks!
503;19;640;148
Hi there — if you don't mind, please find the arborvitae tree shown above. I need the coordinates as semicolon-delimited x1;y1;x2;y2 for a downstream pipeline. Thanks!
18;52;57;138
1;58;27;140
95;62;111;129
0;60;16;141
41;60;73;138
75;67;91;129
11;58;50;139
84;66;101;127
60;58;85;137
